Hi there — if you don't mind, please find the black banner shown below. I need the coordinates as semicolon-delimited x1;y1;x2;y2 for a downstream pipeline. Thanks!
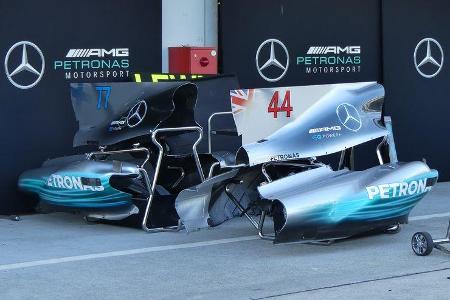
220;0;382;88
382;0;450;181
0;0;162;213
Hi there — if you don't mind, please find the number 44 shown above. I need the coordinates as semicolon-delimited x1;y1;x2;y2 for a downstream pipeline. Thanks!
267;90;293;118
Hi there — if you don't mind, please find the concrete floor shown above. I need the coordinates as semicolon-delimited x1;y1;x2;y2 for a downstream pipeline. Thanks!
1;183;450;299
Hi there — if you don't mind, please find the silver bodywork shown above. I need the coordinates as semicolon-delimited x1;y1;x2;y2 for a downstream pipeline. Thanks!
175;169;239;231
18;81;439;244
18;157;141;211
86;205;140;221
238;82;387;166
259;161;436;243
172;82;438;243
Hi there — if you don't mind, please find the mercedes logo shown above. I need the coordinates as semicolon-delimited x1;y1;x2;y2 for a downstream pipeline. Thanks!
336;103;362;132
256;39;289;82
414;38;444;79
126;100;147;128
4;41;45;89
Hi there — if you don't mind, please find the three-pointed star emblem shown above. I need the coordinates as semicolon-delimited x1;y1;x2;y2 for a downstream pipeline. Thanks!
336;103;362;132
126;101;148;128
4;41;45;89
255;39;289;82
10;44;41;77
259;41;287;71
414;38;444;79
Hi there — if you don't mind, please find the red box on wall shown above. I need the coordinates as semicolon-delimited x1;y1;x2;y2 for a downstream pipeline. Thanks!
169;47;218;75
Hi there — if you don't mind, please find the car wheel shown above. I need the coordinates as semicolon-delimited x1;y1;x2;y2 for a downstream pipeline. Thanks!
411;232;434;256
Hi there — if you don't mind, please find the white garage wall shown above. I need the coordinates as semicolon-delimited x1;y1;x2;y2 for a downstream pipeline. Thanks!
161;0;218;72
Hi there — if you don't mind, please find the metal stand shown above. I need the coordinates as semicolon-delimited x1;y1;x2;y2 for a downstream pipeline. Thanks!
338;147;354;170
207;111;233;154
376;136;388;165
87;145;151;168
141;126;204;233
433;221;450;254
225;182;275;241
412;220;450;256
208;162;221;179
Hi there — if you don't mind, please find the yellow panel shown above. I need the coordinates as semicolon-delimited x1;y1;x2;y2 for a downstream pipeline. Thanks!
151;74;169;82
134;73;142;83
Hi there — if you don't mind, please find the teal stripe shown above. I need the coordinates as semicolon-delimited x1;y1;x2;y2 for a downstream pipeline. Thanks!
19;174;132;208
301;172;437;224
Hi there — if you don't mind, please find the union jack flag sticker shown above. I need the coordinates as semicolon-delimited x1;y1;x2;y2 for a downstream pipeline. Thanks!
230;89;254;115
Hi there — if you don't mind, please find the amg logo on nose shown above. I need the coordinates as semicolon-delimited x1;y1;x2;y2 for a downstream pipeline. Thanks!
309;126;341;134
366;179;430;200
47;174;104;192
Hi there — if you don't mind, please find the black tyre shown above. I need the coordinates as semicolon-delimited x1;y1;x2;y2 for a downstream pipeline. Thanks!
411;232;434;256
